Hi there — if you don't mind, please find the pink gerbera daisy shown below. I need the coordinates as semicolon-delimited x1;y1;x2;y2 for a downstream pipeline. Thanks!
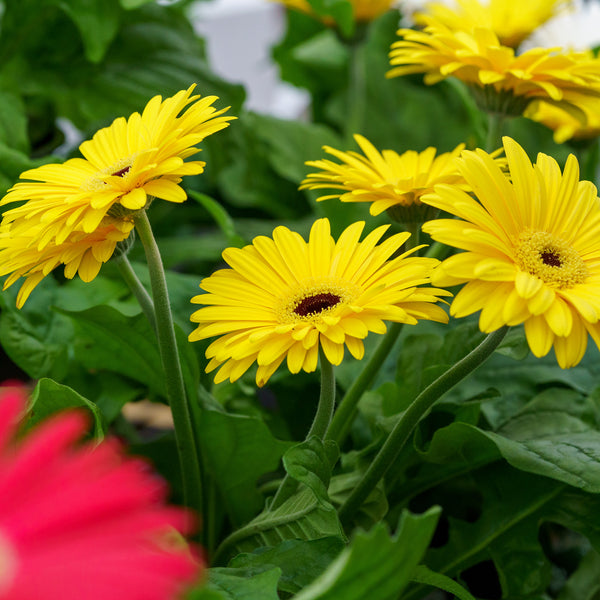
0;384;201;599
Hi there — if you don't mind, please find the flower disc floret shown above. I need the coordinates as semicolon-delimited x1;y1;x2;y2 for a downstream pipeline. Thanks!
421;136;600;368
189;218;450;386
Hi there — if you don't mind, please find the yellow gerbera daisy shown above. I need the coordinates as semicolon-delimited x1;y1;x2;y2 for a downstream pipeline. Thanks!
421;136;600;368
415;0;570;48
0;218;133;308
300;134;467;221
274;0;394;23
189;218;450;386
388;17;600;117
0;85;234;306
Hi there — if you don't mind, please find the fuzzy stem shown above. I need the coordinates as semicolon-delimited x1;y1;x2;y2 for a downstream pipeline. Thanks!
326;322;403;446
114;254;156;332
270;347;336;510
338;326;508;525
485;112;506;152
134;210;203;516
345;39;367;145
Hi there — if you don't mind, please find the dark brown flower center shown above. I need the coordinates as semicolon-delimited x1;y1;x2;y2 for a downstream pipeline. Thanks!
540;250;561;267
112;166;131;177
293;293;341;316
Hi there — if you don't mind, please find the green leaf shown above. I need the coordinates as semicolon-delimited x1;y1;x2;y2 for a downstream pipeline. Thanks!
229;537;346;595
403;465;600;600
193;567;281;600
328;471;388;529
244;112;342;185
293;507;441;600
217;437;345;561
0;290;73;380
0;92;29;152
283;436;339;500
27;378;104;440
419;388;600;492
189;190;246;247
56;0;122;63
58;305;166;397
197;410;292;526
411;565;476;600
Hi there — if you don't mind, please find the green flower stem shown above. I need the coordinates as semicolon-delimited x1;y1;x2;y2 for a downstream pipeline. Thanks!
337;325;509;526
133;210;203;515
485;112;506;152
270;347;336;510
326;322;403;446
114;254;156;333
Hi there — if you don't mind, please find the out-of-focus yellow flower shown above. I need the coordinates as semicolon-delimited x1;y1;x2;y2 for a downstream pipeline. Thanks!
414;0;571;48
388;17;600;117
422;136;600;369
189;218;450;386
300;134;467;222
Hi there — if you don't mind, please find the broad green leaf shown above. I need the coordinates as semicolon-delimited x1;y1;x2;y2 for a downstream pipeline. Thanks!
0;288;73;380
58;305;166;397
411;565;476;600
197;410;292;526
0;92;29;152
403;465;600;600
0;144;56;195
194;567;281;600
229;537;345;594
218;438;345;560
243;112;342;185
293;507;441;600
418;388;600;492
27;378;104;440
189;190;245;247
56;0;121;63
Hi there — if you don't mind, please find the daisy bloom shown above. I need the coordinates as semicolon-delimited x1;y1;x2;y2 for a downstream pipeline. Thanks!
0;384;201;599
0;85;234;307
189;218;450;386
421;136;600;368
274;0;396;23
413;0;570;49
387;17;600;117
300;134;467;221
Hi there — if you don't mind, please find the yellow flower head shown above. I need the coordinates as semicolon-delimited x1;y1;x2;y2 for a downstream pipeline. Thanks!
414;0;570;48
300;134;467;221
189;218;450;386
275;0;394;23
0;85;234;307
388;17;600;116
422;136;600;369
